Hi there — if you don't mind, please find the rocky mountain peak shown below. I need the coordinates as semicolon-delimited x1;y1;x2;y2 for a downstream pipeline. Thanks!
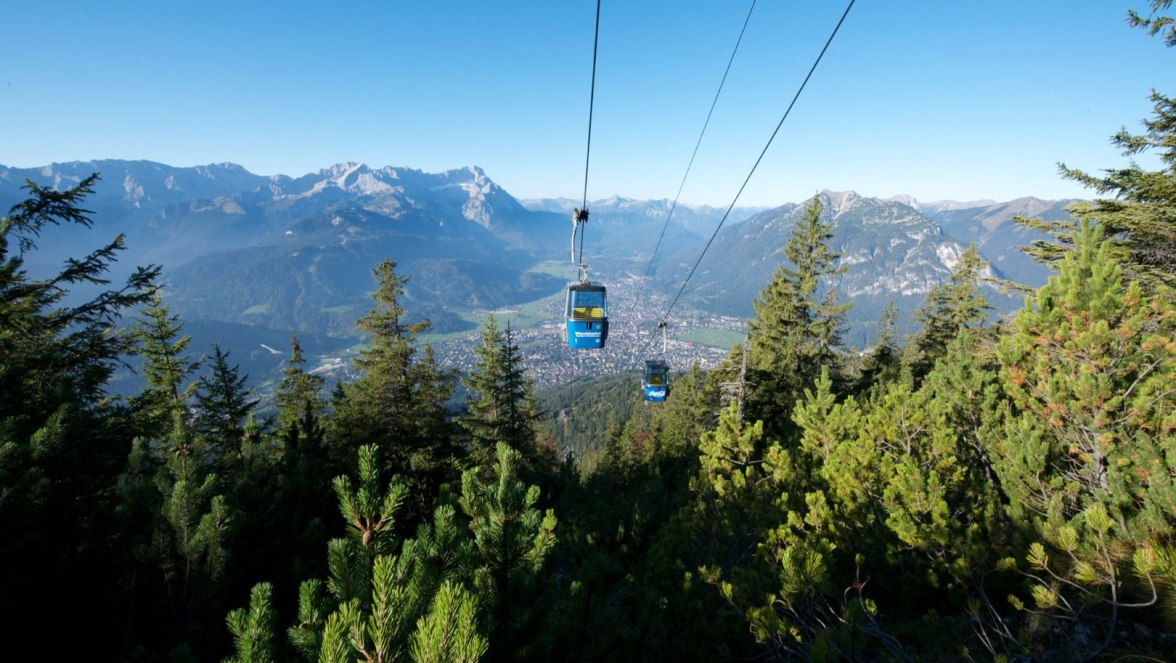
820;189;863;216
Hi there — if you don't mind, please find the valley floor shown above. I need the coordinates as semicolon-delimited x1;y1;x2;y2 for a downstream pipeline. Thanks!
427;271;743;391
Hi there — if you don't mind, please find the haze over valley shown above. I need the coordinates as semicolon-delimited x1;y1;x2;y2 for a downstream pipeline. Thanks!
1;159;1069;397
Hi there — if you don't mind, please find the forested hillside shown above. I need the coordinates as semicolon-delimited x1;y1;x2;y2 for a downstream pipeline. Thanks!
538;372;642;462
2;6;1174;662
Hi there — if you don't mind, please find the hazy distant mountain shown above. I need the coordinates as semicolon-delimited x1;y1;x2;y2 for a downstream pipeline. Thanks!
518;195;772;278
1;159;1069;353
523;196;765;245
521;196;765;232
920;197;1075;289
0;159;275;209
0;160;568;338
658;191;1031;346
880;195;1076;288
0;160;564;266
888;196;1000;214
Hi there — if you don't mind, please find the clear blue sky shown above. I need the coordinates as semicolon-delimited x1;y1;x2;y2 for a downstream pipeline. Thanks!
2;1;1172;206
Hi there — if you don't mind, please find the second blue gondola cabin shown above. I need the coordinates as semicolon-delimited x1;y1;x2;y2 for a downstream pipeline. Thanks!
642;359;670;402
566;281;608;349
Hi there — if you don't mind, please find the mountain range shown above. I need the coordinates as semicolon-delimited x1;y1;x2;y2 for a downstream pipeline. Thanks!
1;159;1072;380
649;190;1076;344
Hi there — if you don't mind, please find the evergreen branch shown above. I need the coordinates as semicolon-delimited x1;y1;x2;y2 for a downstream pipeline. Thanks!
3;174;99;253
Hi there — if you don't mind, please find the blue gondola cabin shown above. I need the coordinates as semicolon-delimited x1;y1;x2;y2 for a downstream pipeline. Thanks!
643;359;670;402
566;282;608;349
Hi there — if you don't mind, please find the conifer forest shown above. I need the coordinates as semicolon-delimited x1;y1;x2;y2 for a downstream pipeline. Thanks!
2;5;1175;662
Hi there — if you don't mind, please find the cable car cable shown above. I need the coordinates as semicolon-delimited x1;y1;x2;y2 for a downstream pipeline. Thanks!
574;0;603;270
631;0;756;372
635;0;856;360
642;0;758;283
565;0;610;351
581;0;601;215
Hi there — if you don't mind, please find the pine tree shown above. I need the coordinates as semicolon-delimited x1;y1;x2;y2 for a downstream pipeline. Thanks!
0;173;159;654
117;416;233;658
918;329;1008;550
332;259;457;523
334;444;409;559
226;582;278;663
498;324;542;460
1129;0;1176;45
901;244;992;384
277;445;477;662
274;332;324;434
408;581;488;663
460;442;557;661
0;174;159;419
333;259;427;456
158;425;232;605
193;342;259;460
744;195;850;434
988;221;1175;658
218;410;289;645
996;221;1174;533
408;343;459;476
461;316;543;473
292;445;411;660
275;396;333;588
131;292;201;436
690;402;785;593
856;301;902;395
351;258;429;434
744;371;860;658
462;314;506;463
648;363;711;459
